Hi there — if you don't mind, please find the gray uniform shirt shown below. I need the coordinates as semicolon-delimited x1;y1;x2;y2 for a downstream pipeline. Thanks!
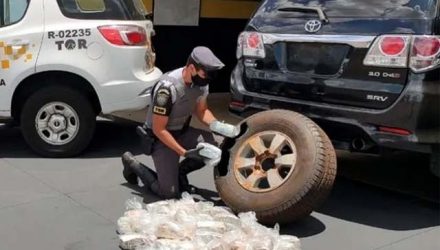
145;67;209;131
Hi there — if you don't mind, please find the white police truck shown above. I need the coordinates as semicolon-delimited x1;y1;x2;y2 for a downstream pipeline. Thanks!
0;0;161;157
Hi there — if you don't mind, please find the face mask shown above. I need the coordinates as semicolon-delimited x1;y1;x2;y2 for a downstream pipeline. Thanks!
191;73;209;87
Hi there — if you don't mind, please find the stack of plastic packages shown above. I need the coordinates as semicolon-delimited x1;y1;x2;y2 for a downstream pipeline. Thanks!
117;193;301;250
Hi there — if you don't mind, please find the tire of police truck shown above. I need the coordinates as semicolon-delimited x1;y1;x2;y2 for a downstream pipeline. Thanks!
215;109;337;225
20;86;96;157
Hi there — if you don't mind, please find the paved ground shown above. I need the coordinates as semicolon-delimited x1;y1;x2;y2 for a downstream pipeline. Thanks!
0;98;439;250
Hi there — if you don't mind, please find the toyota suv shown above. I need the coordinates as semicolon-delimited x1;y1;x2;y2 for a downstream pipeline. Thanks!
0;0;161;157
230;0;440;175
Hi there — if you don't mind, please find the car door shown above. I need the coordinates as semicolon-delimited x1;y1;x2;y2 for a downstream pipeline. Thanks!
0;0;44;113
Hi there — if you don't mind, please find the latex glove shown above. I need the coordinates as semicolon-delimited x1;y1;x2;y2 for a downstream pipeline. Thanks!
210;120;240;138
184;145;208;162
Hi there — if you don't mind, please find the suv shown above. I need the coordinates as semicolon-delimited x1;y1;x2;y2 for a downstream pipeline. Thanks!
231;0;440;175
0;0;161;157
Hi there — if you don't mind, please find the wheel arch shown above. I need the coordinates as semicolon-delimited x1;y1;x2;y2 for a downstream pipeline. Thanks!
11;71;102;122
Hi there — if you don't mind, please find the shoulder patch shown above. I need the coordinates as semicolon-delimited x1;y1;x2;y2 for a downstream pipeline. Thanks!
156;92;170;106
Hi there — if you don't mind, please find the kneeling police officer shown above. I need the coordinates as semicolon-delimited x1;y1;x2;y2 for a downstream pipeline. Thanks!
122;47;239;199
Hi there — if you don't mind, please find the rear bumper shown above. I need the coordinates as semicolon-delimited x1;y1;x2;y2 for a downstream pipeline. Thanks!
0;111;11;120
100;67;162;114
230;63;440;154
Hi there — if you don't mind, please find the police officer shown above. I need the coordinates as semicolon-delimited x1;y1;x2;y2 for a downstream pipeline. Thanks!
121;47;239;199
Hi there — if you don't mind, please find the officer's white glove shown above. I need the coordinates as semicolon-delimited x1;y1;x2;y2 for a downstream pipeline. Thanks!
210;120;240;138
184;142;222;166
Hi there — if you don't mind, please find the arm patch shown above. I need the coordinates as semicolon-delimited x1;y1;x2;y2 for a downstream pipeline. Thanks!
152;86;173;116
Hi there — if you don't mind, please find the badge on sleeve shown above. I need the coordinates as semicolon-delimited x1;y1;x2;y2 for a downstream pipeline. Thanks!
156;90;170;106
152;86;172;116
153;106;167;115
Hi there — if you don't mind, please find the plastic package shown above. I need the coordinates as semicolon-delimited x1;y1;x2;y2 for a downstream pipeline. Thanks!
155;221;190;240
195;230;223;244
119;234;155;250
275;235;301;250
198;142;222;159
196;142;222;166
125;197;143;210
209;121;240;138
117;193;301;250
206;239;228;250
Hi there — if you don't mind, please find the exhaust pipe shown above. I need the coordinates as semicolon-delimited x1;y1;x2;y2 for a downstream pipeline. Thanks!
351;138;368;151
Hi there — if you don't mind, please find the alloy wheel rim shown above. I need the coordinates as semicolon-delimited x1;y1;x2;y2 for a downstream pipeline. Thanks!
233;131;297;192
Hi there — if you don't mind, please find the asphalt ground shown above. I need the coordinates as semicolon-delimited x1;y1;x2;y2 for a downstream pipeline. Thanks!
0;95;439;250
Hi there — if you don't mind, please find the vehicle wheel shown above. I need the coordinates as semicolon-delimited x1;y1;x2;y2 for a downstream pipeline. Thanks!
21;86;96;157
215;110;337;224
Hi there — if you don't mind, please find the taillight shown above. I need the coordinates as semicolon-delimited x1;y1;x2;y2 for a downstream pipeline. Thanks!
98;25;147;46
410;36;440;72
413;37;440;56
380;37;406;56
364;35;411;68
236;32;266;59
364;34;440;73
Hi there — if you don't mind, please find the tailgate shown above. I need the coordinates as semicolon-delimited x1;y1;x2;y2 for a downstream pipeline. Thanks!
243;0;437;109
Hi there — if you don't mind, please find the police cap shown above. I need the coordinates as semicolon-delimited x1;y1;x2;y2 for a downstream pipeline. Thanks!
190;46;225;71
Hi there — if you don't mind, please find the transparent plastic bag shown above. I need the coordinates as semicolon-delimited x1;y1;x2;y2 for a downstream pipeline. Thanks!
124;209;149;218
221;229;247;245
249;235;275;250
230;240;253;250
238;212;261;235
180;192;196;204
195;230;223;244
174;209;196;224
275;235;301;250
134;214;155;235
119;234;155;250
196;221;226;234
146;200;174;215
209;206;234;217
196;200;215;214
125;197;143;211
146;239;196;250
213;214;241;231
117;216;133;235
155;221;194;240
118;197;301;250
206;239;228;250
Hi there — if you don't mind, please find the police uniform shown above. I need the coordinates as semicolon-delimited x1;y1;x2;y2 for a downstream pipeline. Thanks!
135;47;224;198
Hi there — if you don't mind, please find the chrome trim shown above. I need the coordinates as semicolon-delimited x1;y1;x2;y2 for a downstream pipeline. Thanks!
262;34;376;48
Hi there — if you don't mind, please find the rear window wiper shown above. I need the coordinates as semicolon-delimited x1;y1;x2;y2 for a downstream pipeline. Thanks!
278;6;329;23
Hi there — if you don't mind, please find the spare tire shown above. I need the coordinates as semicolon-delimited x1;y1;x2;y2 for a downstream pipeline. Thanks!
214;110;337;224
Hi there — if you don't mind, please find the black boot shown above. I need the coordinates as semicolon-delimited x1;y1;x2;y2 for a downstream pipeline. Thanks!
179;158;205;194
122;152;158;189
121;152;138;185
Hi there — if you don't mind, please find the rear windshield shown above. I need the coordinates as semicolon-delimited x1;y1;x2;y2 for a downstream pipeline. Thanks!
257;0;438;19
57;0;148;20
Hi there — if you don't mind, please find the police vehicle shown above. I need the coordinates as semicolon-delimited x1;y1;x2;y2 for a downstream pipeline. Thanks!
0;0;161;157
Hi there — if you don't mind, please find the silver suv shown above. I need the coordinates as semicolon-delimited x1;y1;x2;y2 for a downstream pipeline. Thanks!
0;0;162;157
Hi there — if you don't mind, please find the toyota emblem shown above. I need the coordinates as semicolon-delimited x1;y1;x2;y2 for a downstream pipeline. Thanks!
305;20;322;33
